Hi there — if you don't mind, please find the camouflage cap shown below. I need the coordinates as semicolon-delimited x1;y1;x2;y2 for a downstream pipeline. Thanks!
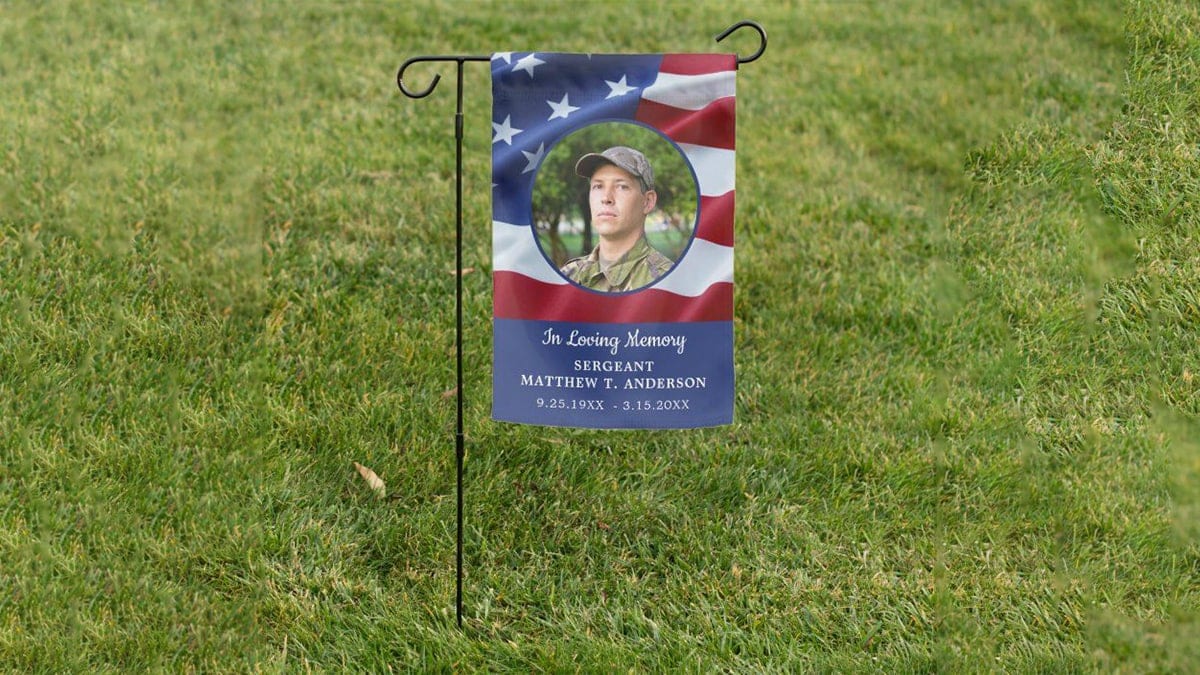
575;146;655;191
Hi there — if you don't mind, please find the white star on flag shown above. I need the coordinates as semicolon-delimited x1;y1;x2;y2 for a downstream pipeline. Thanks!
492;52;513;64
521;142;546;174
492;115;522;145
605;75;637;99
546;93;580;120
512;54;545;78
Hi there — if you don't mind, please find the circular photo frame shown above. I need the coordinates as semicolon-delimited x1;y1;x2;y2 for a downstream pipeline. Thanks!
532;121;700;293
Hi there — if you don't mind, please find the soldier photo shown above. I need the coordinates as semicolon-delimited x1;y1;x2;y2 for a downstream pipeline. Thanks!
559;146;674;292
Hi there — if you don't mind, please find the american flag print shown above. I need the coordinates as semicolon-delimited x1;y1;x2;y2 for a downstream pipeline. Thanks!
492;52;736;428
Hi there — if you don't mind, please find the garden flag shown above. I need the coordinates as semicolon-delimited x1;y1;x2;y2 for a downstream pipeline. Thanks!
491;52;736;428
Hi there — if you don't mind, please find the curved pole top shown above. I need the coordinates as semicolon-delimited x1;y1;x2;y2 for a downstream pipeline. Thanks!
715;20;767;65
397;19;766;98
397;54;490;99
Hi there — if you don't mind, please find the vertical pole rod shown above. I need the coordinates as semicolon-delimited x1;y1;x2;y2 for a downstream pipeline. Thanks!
453;60;466;629
398;52;489;631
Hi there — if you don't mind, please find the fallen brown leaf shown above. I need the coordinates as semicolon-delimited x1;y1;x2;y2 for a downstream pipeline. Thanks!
353;462;386;498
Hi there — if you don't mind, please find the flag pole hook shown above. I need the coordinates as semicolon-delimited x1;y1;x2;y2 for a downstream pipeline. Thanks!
397;54;490;99
715;20;767;65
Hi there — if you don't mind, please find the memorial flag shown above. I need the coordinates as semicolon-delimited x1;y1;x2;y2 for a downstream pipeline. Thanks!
492;52;736;428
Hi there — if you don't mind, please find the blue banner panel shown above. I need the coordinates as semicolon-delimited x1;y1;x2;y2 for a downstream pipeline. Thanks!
494;319;733;429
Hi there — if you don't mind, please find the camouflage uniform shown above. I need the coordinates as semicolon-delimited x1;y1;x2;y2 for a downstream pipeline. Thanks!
560;237;673;293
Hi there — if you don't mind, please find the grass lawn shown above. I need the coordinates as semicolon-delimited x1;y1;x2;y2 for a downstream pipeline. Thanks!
2;0;1197;670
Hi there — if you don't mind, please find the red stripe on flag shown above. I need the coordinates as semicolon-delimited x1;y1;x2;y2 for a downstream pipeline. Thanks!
695;192;735;247
658;53;738;76
493;272;733;323
635;98;735;150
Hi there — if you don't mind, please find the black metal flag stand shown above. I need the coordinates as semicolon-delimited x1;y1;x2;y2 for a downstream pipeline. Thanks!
396;20;766;629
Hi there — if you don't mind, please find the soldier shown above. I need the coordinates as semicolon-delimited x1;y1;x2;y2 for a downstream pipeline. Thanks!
560;146;674;292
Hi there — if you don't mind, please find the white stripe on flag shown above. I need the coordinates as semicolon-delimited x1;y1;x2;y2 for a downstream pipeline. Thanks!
680;143;735;196
493;222;567;285
653;238;733;297
641;71;736;111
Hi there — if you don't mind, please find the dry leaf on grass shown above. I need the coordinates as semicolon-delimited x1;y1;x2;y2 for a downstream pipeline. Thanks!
441;386;458;399
353;462;386;498
450;267;475;276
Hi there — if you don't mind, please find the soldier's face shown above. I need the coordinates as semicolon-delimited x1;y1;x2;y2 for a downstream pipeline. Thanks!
589;164;656;241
